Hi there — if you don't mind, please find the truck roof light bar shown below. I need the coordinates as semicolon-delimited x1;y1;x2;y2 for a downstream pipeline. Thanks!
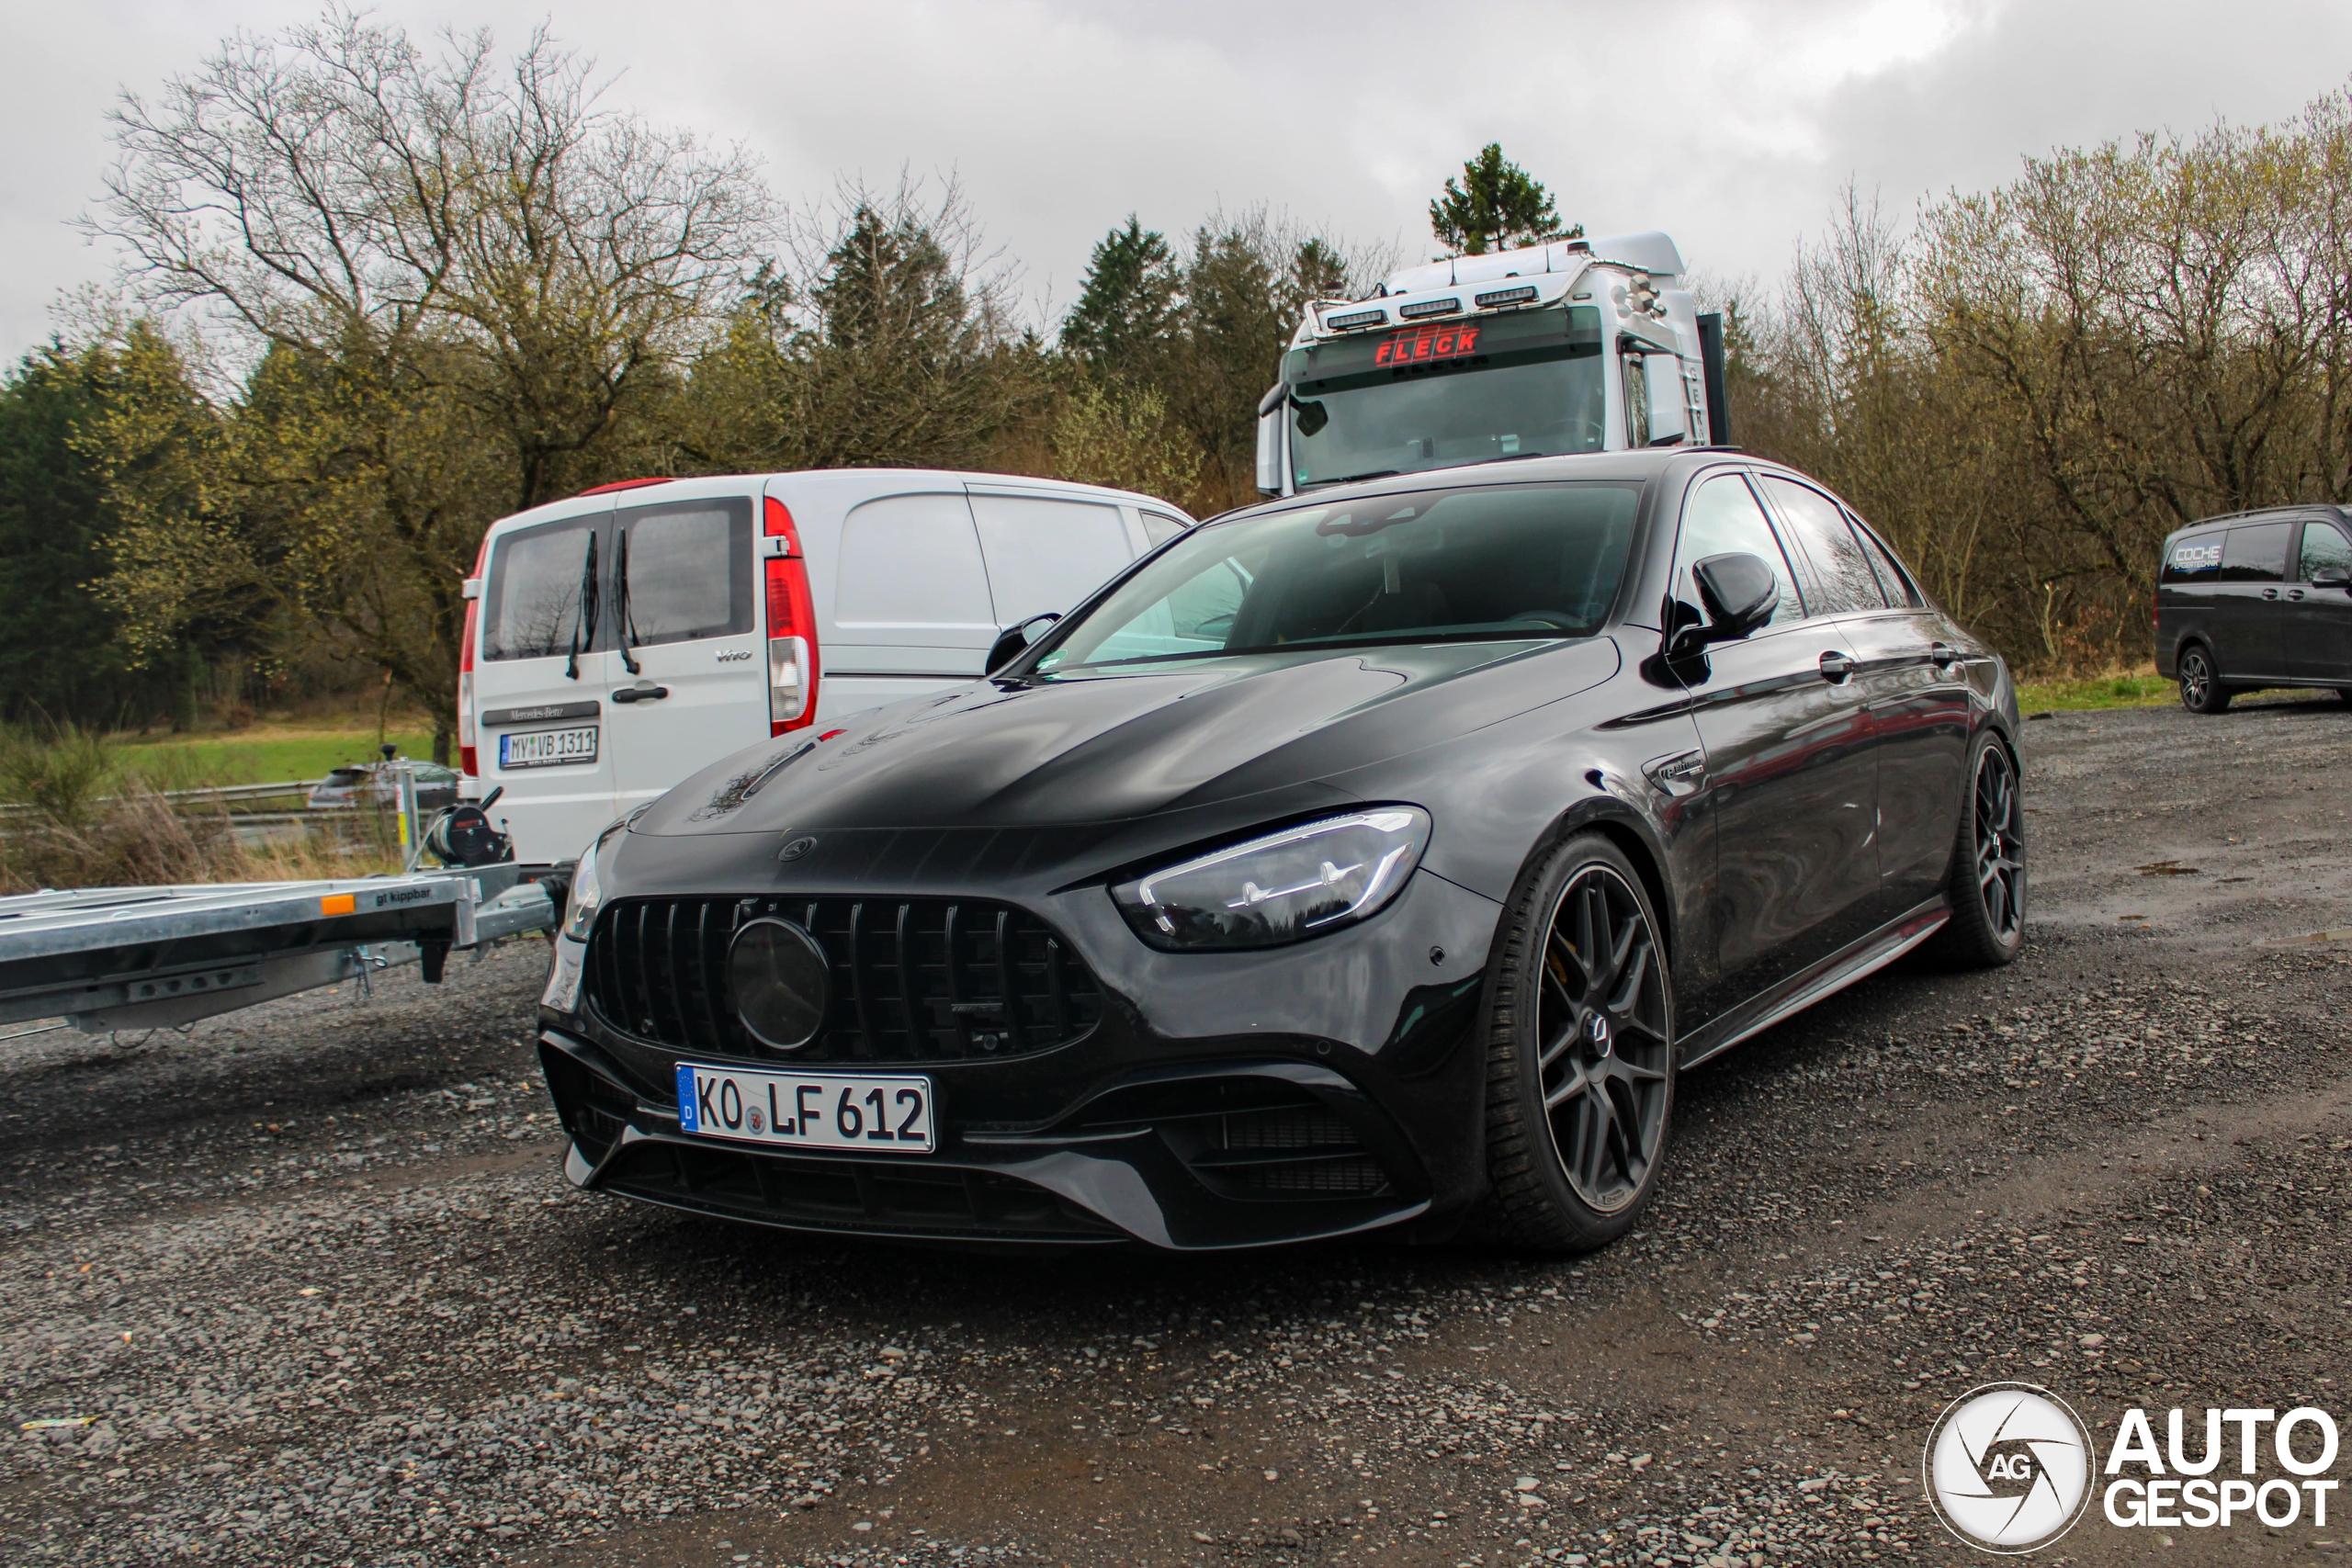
1475;285;1539;308
1323;307;1386;331
1396;298;1462;320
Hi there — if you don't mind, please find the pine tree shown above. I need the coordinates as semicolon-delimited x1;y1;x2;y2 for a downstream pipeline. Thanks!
1430;144;1580;256
1060;216;1182;374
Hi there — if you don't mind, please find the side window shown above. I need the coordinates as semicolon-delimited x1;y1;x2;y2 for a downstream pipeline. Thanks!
1674;473;1802;628
1849;515;1924;608
1761;476;1887;613
1140;510;1191;547
968;493;1136;624
2295;520;2352;581
834;493;994;630
2220;522;2291;581
616;499;752;648
2162;531;2225;583
482;511;605;661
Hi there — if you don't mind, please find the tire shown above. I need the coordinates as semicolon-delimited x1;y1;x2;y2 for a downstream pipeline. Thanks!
2178;644;2231;713
2337;687;2352;706
1479;832;1677;1251
1928;730;2027;968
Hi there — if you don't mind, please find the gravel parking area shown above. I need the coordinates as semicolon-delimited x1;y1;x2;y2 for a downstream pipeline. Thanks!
6;694;2349;1567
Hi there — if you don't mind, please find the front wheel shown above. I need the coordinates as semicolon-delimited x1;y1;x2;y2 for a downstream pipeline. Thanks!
1480;833;1676;1251
1929;731;2027;968
2178;646;2231;713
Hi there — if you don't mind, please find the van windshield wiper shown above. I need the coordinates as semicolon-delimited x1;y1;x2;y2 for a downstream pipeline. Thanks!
612;526;642;675
565;532;601;681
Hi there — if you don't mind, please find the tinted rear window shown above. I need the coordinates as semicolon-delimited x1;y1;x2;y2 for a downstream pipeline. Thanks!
484;513;602;662
617;499;753;647
2163;532;2223;582
2221;523;2291;581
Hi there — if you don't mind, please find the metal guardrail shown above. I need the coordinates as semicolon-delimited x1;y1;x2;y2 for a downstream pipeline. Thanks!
0;779;322;818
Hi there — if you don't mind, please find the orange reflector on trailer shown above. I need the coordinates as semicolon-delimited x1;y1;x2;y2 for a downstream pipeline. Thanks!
319;894;356;917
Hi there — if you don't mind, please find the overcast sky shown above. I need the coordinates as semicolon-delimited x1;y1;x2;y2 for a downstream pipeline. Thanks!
6;0;2351;358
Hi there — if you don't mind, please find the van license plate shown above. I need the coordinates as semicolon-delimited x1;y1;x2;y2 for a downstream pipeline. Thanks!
499;726;597;769
676;1064;935;1153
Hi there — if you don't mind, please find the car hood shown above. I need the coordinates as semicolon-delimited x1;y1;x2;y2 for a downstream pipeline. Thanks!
631;637;1621;838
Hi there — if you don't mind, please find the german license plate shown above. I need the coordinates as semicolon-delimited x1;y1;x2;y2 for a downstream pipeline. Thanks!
499;725;597;769
675;1063;935;1154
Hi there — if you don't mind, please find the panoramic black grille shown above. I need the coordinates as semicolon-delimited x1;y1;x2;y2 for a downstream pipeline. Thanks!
584;895;1103;1064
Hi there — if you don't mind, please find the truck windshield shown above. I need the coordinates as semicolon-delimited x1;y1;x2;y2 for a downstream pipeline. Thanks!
1284;304;1606;489
1034;479;1640;672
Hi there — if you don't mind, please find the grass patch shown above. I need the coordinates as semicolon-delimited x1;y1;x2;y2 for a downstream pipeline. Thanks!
112;728;438;790
2014;672;2175;713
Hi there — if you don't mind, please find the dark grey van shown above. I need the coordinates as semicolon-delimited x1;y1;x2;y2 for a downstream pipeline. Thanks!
2156;506;2352;712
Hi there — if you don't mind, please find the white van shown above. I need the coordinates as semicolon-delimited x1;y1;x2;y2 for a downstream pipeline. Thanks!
458;470;1196;868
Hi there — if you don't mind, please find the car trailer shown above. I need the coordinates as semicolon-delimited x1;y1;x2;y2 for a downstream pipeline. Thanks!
0;866;556;1039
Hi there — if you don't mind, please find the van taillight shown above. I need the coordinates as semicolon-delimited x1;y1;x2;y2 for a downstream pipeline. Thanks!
763;496;801;550
764;553;819;736
458;534;489;777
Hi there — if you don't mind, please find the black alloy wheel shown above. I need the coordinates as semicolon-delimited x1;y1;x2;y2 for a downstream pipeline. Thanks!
1930;731;2028;968
2178;645;2231;713
1481;833;1676;1249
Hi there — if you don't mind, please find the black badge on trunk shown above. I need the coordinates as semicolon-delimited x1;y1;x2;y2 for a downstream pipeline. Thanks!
728;918;831;1049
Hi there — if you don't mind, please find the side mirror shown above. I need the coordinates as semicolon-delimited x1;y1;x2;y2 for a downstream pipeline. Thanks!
2312;564;2352;590
1255;384;1287;497
985;612;1061;676
1668;553;1779;660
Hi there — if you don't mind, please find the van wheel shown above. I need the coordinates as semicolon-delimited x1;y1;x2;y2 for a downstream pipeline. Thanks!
1479;833;1676;1252
1930;731;2027;968
2178;646;2231;713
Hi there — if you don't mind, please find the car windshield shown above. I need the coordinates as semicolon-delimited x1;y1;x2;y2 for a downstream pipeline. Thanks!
1283;304;1607;489
1035;481;1641;673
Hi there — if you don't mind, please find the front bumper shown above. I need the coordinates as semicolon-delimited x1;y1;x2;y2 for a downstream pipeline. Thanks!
534;865;1505;1250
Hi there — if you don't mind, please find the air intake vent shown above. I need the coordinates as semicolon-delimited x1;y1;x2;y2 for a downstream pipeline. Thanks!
1071;1074;1398;1202
585;896;1103;1065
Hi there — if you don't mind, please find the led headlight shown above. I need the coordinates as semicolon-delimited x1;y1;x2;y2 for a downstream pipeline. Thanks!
558;819;626;943
1111;807;1430;952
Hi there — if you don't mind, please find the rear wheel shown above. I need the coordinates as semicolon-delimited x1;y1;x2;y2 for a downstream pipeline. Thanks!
2178;645;2231;713
1929;731;2027;968
1480;834;1676;1251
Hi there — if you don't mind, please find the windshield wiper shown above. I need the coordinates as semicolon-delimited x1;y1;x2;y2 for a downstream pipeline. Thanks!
565;532;601;681
1302;469;1402;489
613;526;642;675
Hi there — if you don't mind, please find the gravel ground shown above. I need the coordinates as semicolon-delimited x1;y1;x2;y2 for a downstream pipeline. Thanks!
6;694;2350;1567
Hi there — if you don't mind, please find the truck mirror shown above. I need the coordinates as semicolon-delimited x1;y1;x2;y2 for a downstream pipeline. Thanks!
1255;400;1284;496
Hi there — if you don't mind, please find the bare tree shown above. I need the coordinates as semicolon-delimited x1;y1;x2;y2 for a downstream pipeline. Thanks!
86;7;773;758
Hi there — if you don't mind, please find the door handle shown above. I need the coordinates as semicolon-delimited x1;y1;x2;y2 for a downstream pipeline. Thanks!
1929;641;1961;667
2288;589;2306;601
2261;588;2280;600
610;685;670;704
1818;650;1855;682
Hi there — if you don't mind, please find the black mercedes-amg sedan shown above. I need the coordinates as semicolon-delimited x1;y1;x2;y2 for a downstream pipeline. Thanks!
535;450;2024;1252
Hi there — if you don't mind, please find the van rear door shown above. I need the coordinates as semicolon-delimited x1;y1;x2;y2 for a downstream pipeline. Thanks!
605;489;763;816
476;502;616;865
965;486;1147;626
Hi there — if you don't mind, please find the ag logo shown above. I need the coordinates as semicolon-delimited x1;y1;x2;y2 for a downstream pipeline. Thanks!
1923;1382;2093;1553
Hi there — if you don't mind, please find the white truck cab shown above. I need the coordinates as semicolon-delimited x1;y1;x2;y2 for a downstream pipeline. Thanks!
458;470;1194;867
1255;231;1729;498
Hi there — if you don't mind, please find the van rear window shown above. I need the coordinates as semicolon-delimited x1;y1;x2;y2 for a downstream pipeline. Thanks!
484;513;602;662
2162;533;2223;583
